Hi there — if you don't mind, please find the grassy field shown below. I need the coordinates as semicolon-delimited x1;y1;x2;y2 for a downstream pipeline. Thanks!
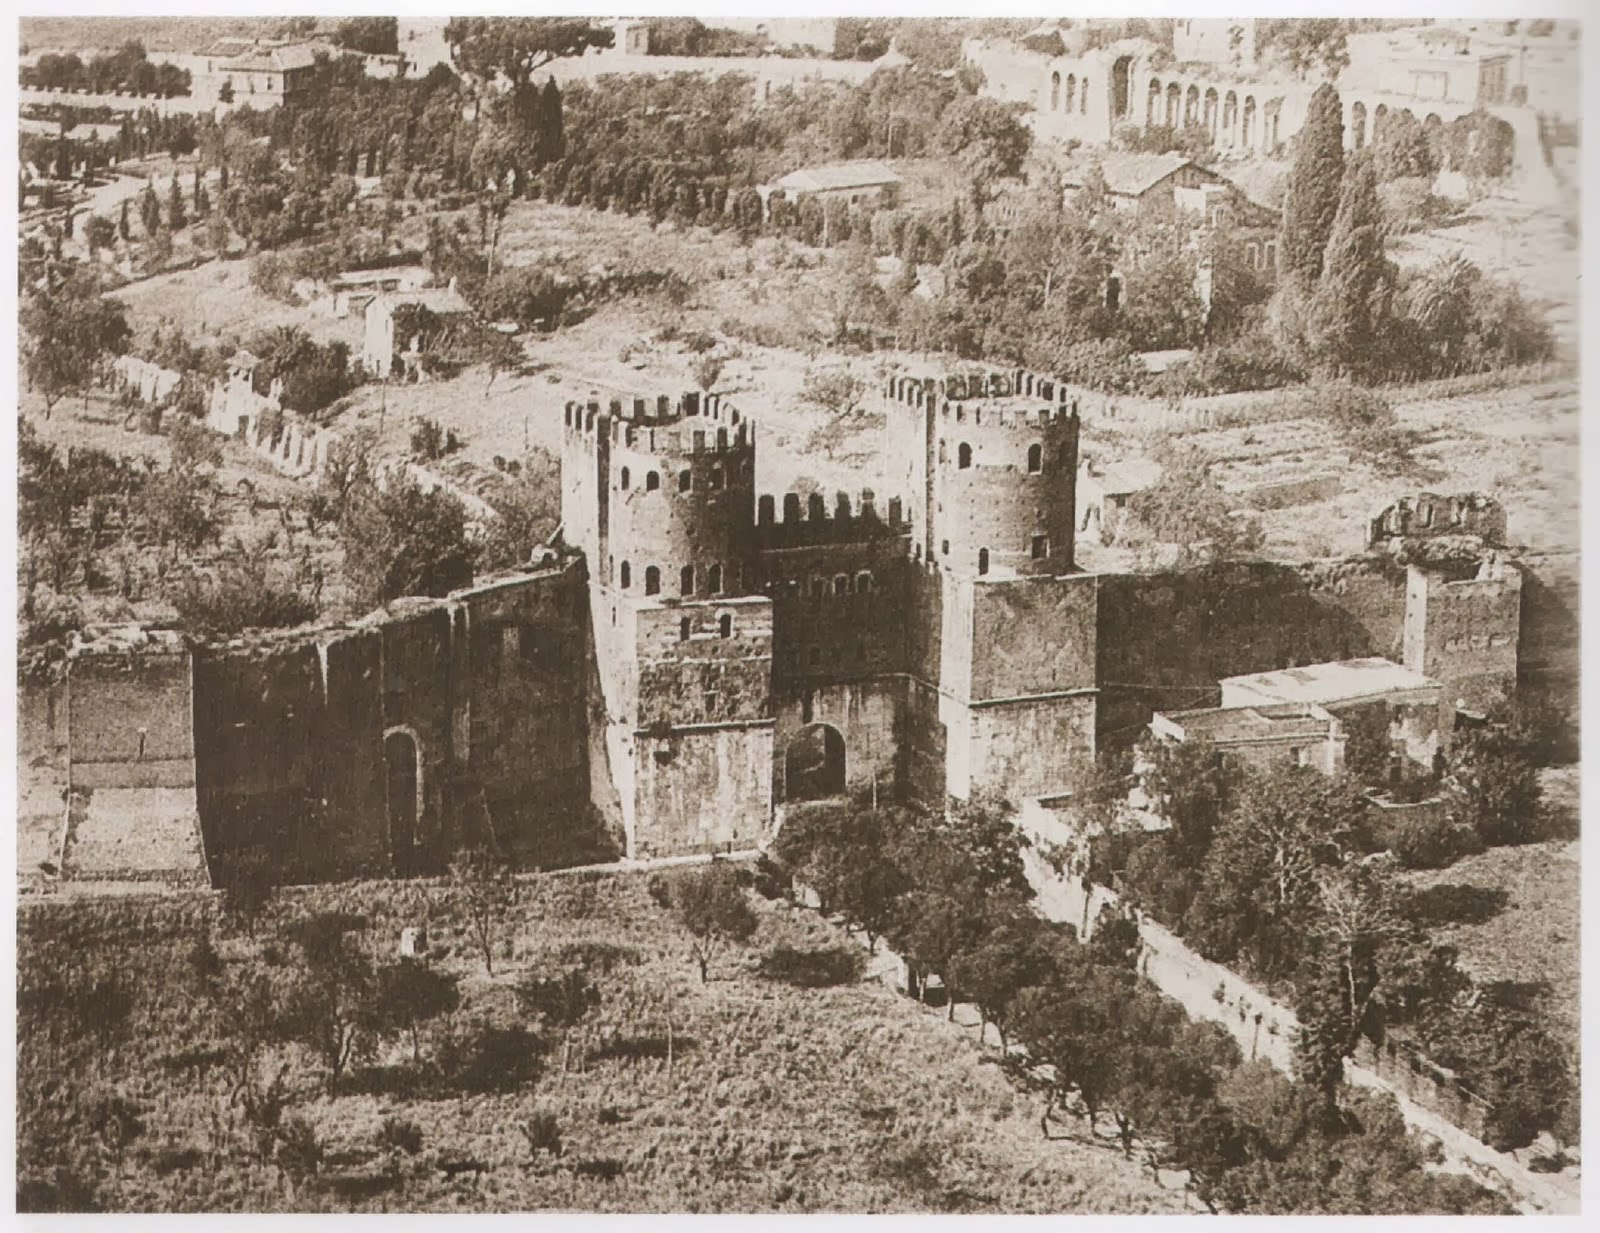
16;872;1186;1214
1398;765;1581;1053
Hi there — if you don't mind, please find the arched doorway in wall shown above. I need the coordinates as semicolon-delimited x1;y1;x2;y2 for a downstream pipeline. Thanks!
1111;55;1133;120
1204;87;1219;140
1165;82;1181;128
1050;71;1060;111
1351;101;1367;149
784;723;846;801
1184;84;1200;127
1223;90;1238;145
384;726;422;873
1242;95;1257;150
1146;78;1161;125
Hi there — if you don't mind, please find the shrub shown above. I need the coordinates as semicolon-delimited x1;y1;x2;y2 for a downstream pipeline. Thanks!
554;940;642;972
440;1023;547;1094
169;552;320;637
645;872;672;909
276;1116;323;1177
521;1111;562;1158
573;1158;625;1181
1388;811;1484;870
752;854;792;901
758;944;867;988
376;1116;424;1156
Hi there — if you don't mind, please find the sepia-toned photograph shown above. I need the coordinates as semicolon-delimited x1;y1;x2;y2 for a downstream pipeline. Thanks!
12;9;1584;1215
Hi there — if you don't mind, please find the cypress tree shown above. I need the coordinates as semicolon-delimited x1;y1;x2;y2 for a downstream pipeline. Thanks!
1306;151;1391;378
539;80;565;165
117;198;131;241
167;174;186;231
1279;82;1345;287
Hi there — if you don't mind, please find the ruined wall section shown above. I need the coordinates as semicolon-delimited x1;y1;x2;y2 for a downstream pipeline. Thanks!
1403;557;1522;713
755;489;914;694
1369;492;1507;549
1095;557;1408;746
457;563;594;864
189;557;592;883
63;636;207;883
1515;552;1579;700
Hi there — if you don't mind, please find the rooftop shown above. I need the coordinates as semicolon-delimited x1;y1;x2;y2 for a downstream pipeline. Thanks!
1219;657;1441;707
1064;151;1198;197
333;265;432;288
773;159;903;194
1156;702;1338;745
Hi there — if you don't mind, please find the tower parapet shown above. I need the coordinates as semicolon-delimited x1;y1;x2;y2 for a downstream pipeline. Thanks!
754;488;909;550
922;376;1082;580
561;390;758;601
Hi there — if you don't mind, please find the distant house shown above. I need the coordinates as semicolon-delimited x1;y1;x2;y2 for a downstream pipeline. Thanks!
1217;657;1453;781
307;266;435;319
363;282;474;378
769;160;903;210
1066;152;1282;278
1149;702;1347;775
185;39;332;108
1077;454;1161;544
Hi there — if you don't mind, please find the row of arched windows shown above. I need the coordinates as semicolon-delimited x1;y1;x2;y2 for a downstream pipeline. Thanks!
946;442;1047;472
618;458;748;494
1048;71;1089;115
610;559;733;596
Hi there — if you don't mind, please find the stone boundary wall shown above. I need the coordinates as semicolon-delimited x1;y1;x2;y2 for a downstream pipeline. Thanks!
1015;804;1575;1213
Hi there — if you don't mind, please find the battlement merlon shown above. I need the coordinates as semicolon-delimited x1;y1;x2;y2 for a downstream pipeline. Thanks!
754;489;911;548
563;392;755;455
881;368;1085;419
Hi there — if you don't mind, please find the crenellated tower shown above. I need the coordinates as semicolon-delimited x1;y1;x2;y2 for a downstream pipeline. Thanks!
561;390;758;601
561;389;773;860
885;368;1081;579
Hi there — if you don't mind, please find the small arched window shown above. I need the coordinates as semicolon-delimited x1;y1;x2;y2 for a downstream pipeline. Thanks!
619;561;631;589
708;563;723;594
680;616;691;641
941;540;950;556
1027;443;1043;474
957;443;973;470
977;548;990;576
679;469;692;492
811;577;826;599
719;613;733;639
645;565;660;595
834;575;849;596
708;466;725;491
646;471;660;491
680;564;695;596
855;572;873;593
620;467;631;490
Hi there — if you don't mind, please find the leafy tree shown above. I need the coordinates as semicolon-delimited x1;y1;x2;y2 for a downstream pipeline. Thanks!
1187;765;1369;982
1123;441;1265;565
477;449;560;572
445;17;612;86
371;959;460;1061
339;474;476;609
334;17;399;56
674;861;758;983
1371;109;1436;182
1443;726;1543;846
1138;734;1243;859
170;541;320;637
449;847;518;976
278;913;378;1092
1257;18;1352;80
1278;83;1345;287
936;95;1032;214
83;214;116;257
1305;151;1392;378
948;903;1058;1051
20;271;131;418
